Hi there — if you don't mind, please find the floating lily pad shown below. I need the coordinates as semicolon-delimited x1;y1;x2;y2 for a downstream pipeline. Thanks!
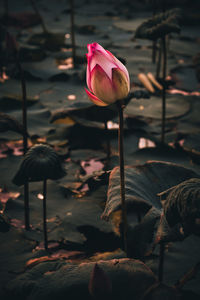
0;95;38;111
125;96;190;119
28;32;66;51
0;113;25;136
181;133;200;154
170;66;200;92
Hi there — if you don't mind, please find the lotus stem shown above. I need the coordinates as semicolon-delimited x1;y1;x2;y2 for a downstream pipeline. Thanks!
156;39;162;78
158;241;165;282
30;0;48;34
43;179;48;251
162;0;166;13
152;1;157;64
161;35;167;143
70;0;76;67
117;100;128;255
104;121;110;160
152;40;157;64
16;55;30;231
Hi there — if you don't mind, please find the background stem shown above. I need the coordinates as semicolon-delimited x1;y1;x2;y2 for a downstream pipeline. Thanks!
16;55;30;231
156;39;162;78
161;36;167;143
152;40;157;64
118;101;128;255
4;0;9;16
30;0;48;33
70;0;76;67
158;241;165;282
43;179;48;251
152;0;157;64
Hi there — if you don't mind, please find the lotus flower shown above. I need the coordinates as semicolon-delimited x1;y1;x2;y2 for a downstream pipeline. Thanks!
85;42;130;106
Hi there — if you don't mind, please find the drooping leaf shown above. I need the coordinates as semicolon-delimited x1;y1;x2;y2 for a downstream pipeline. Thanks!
162;178;200;237
12;144;66;185
102;161;200;256
135;9;182;40
102;161;199;220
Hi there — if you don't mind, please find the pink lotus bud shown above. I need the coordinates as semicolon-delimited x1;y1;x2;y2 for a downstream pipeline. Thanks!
88;263;112;299
85;43;130;106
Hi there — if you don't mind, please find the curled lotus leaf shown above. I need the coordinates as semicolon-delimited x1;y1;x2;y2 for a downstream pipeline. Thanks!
162;178;200;236
135;8;182;40
102;161;199;257
101;161;199;221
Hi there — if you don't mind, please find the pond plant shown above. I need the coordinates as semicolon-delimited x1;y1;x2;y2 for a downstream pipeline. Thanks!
135;8;181;143
13;144;66;250
85;42;130;254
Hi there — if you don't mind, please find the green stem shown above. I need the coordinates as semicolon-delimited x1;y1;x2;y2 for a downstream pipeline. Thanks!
30;0;48;33
118;101;128;255
70;0;76;67
43;179;48;251
161;36;167;144
158;241;165;282
104;121;110;160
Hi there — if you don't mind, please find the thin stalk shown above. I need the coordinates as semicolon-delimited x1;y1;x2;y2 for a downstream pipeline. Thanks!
104;121;110;160
4;0;9;16
156;39;162;78
70;0;76;67
152;40;157;64
158;241;165;282
30;0;48;33
161;36;167;143
16;54;30;230
162;0;166;13
137;212;141;223
117;101;128;255
43;179;48;251
152;1;157;64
